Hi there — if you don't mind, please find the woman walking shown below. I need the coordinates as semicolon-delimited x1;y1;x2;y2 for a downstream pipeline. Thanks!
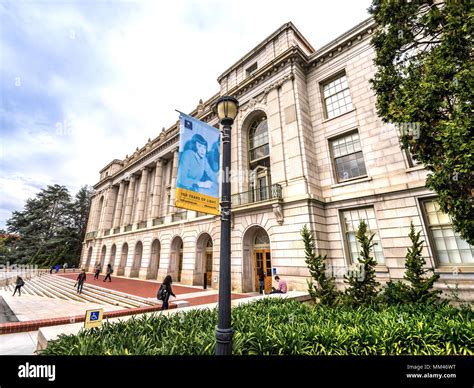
103;264;113;282
158;275;176;310
12;276;25;296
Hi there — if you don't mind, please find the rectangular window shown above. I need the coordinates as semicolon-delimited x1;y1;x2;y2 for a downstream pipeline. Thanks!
423;200;473;265
341;207;385;264
246;62;257;77
322;73;353;119
331;131;367;182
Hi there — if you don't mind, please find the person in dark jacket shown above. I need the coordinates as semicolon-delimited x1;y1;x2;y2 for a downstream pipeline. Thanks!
93;263;101;280
160;275;176;310
103;264;113;282
76;270;86;294
258;268;266;294
12;276;25;296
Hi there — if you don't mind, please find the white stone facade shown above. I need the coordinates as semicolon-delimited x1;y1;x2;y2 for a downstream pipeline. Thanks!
81;19;473;298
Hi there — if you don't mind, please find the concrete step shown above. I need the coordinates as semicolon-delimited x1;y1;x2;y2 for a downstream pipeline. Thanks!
38;276;134;308
50;275;158;307
30;277;86;303
41;276;143;308
26;278;75;301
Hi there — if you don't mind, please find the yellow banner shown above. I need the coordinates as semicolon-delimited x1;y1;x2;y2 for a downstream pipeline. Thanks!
84;309;103;329
175;188;220;215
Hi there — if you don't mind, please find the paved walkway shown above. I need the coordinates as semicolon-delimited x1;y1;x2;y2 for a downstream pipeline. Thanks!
56;273;248;306
57;273;203;298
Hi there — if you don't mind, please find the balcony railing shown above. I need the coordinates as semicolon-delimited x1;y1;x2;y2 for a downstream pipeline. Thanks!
231;184;282;207
85;231;97;240
124;225;132;232
104;229;110;236
113;227;121;234
137;221;147;229
153;217;165;226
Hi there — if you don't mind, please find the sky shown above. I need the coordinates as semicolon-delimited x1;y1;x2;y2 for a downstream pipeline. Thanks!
0;0;371;229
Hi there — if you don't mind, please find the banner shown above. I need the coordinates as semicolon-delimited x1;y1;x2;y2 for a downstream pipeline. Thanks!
175;112;220;215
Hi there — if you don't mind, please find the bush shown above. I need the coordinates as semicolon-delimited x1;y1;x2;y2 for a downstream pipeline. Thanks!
41;299;473;356
301;225;340;306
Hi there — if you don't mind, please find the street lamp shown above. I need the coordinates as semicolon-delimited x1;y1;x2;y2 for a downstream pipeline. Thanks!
215;95;239;355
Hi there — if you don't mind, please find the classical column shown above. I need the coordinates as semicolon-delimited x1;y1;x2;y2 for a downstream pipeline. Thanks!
123;175;136;225
151;159;163;219
169;148;179;214
134;168;149;223
86;195;98;233
113;181;126;228
102;186;117;230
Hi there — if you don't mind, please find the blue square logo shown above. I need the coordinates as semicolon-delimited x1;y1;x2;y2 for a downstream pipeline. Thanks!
184;119;193;130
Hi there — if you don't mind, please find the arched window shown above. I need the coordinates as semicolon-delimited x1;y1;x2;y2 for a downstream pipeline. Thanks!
248;116;271;200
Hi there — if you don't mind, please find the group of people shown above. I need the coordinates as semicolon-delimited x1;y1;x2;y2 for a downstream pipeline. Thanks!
93;263;113;282
258;269;287;295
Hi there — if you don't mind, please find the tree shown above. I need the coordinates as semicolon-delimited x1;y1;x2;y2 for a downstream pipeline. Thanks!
344;220;380;306
301;225;340;306
404;221;441;302
369;0;474;244
5;185;92;267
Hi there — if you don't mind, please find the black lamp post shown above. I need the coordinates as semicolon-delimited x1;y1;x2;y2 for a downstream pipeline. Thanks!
215;95;239;356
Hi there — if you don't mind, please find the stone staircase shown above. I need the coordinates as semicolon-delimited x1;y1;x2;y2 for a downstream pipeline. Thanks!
2;274;159;309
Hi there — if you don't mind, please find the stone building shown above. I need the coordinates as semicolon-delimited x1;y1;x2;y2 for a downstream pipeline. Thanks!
80;18;473;298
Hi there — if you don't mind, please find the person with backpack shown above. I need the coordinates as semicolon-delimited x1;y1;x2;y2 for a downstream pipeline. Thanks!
12;276;25;296
75;269;87;294
103;264;113;282
158;275;176;310
93;263;101;280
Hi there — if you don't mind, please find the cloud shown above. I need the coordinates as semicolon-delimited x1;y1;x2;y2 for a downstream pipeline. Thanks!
0;0;371;228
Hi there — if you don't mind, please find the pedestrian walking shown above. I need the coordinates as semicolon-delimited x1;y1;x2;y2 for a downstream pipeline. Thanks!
157;275;176;311
103;264;113;282
75;269;86;294
12;276;25;296
94;263;101;280
258;268;266;294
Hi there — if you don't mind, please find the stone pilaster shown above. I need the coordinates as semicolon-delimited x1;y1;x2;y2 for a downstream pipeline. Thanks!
169;148;179;214
134;168;149;223
123;175;136;225
113;181;126;228
151;159;163;219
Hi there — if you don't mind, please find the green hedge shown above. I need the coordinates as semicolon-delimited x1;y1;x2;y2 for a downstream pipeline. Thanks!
41;299;473;355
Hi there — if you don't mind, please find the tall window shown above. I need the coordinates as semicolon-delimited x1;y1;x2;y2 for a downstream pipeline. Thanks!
331;131;367;182
322;73;353;119
341;207;385;264
423;200;473;265
248;116;271;201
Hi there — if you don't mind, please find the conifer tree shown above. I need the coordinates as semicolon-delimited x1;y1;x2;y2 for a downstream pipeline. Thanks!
344;220;380;306
301;225;339;306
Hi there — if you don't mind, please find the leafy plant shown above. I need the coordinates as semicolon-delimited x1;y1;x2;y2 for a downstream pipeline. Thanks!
301;225;340;306
344;220;380;306
41;299;473;356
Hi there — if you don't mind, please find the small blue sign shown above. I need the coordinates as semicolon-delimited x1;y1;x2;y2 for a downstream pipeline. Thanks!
272;267;277;276
90;311;99;321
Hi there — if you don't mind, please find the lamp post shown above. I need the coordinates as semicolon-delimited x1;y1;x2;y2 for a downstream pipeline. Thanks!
215;95;239;355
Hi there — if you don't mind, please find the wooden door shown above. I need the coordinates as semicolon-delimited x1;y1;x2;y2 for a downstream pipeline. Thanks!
254;250;272;293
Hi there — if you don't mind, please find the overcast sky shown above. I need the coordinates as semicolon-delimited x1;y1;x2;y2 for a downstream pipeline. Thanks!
0;0;371;228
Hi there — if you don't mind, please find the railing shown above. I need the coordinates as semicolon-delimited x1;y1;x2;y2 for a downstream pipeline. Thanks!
153;217;166;226
104;229;110;236
85;231;97;240
137;221;147;229
113;227;121;234
172;211;187;222
231;184;282;207
124;225;132;232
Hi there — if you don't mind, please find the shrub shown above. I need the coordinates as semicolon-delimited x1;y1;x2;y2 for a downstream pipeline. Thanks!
301;225;340;306
41;299;474;356
344;220;380;306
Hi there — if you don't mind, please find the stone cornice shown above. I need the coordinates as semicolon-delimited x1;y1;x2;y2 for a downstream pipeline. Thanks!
307;18;375;70
227;46;308;100
217;21;315;82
